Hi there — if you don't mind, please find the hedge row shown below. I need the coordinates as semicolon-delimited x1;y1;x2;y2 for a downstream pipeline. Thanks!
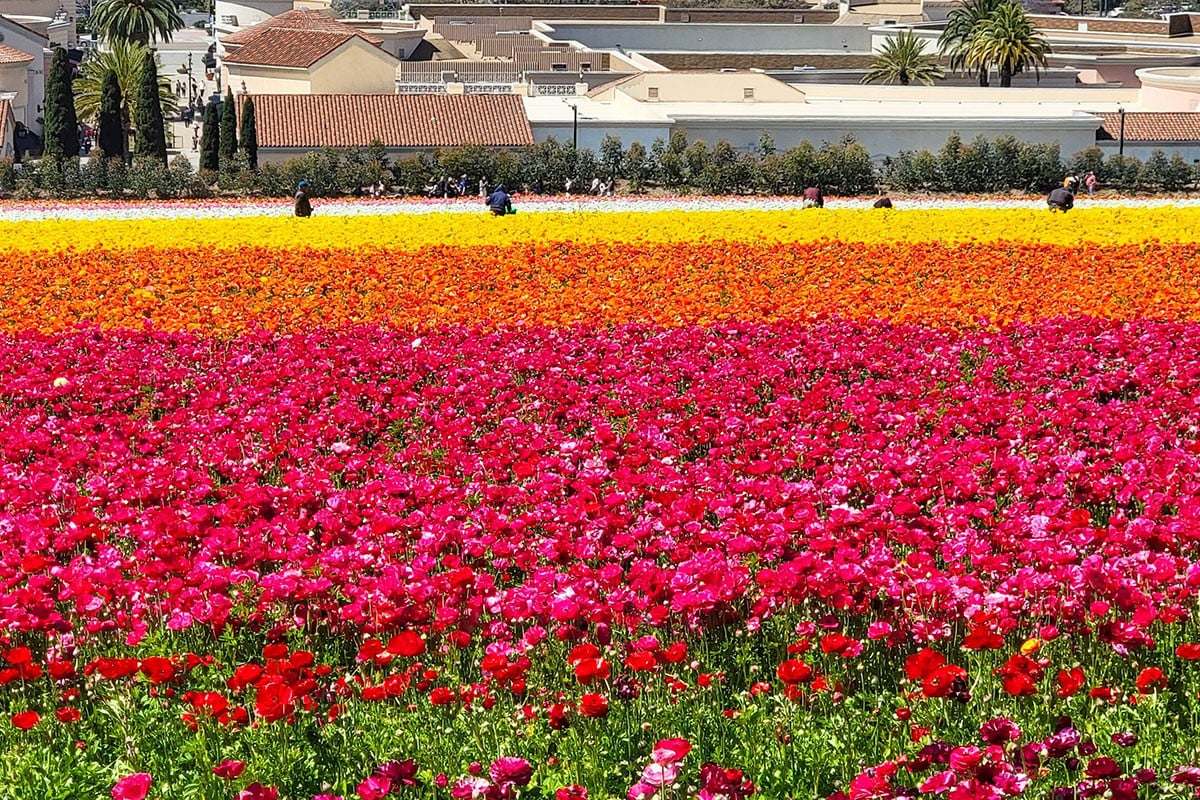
0;133;1193;199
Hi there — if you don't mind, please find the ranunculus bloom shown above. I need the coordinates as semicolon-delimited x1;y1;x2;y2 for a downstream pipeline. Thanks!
112;773;152;800
357;775;392;800
11;711;39;730
236;783;279;800
556;786;588;800
579;692;609;718
489;757;533;787
213;760;246;779
641;763;679;787
651;738;692;765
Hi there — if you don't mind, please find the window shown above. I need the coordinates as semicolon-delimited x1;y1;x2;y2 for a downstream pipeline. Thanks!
648;86;659;99
743;87;755;99
551;63;567;71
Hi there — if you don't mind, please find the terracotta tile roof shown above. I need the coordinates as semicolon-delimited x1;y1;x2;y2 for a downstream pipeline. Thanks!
223;9;382;46
244;93;534;148
223;29;361;68
1095;112;1200;142
0;44;34;65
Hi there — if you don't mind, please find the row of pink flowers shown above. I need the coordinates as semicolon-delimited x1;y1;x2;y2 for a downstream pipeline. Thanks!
0;319;1197;648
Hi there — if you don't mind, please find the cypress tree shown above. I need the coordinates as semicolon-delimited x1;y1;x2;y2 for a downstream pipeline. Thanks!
239;95;258;171
133;49;167;164
219;87;237;168
97;68;124;160
43;47;80;160
200;101;220;172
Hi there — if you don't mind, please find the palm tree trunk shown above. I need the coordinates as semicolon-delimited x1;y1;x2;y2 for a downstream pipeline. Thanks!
1000;65;1012;87
977;66;989;87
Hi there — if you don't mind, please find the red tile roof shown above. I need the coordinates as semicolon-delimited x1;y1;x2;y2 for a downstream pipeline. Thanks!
243;93;534;148
223;29;362;68
222;9;382;45
0;44;35;65
1096;112;1200;142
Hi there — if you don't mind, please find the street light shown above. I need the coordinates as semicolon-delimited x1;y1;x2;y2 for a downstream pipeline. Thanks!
564;100;579;150
1117;105;1126;158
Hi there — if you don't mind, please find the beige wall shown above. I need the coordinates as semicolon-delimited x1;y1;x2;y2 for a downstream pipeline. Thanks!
0;63;28;125
310;38;399;93
227;63;314;94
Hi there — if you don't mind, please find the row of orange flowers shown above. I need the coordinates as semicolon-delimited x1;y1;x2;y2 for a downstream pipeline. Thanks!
4;240;1200;333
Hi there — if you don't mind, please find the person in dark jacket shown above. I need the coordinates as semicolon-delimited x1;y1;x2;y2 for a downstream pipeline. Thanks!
1047;186;1074;213
802;186;824;208
294;180;312;217
486;184;514;216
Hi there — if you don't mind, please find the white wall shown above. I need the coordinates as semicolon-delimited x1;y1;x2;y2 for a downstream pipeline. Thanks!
531;121;672;150
1096;142;1200;163
533;116;1101;160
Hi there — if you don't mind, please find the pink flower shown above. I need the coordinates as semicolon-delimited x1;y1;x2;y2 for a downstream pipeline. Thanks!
452;778;492;800
651;738;692;766
237;784;279;800
213;760;246;779
357;775;392;800
112;774;152;800
627;781;656;800
489;757;533;787
641;763;679;787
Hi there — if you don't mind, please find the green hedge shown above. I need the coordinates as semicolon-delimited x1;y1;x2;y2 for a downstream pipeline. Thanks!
0;133;1193;200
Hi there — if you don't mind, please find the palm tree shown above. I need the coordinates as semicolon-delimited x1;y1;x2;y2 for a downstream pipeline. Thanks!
938;0;1003;86
89;0;183;46
862;30;945;86
965;2;1048;87
74;40;177;133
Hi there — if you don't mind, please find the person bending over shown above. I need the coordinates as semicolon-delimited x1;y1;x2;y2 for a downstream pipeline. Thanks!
486;184;514;216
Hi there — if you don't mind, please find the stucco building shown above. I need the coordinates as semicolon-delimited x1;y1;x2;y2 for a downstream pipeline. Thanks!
222;10;402;95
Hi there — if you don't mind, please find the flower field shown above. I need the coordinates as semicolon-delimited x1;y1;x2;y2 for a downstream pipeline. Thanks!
5;204;1200;800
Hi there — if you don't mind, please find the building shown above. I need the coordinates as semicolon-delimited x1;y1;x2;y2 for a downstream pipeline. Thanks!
1095;111;1200;160
0;95;13;158
241;92;534;163
0;15;47;134
222;9;402;95
522;71;1123;159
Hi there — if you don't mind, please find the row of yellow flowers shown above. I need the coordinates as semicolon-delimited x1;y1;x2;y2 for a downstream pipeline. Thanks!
4;207;1200;252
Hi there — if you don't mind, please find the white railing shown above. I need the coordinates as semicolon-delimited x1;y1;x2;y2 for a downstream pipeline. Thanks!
532;83;578;96
464;83;516;94
397;82;449;93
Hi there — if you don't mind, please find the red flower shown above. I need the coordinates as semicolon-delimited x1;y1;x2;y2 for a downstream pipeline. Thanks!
55;707;81;723
388;631;427;658
1176;644;1200;661
776;659;813;685
579;692;609;718
1057;667;1086;698
213;760;246;779
254;682;295;723
429;687;457;706
624;651;657;672
905;649;946;682
658;643;687;664
11;710;39;730
6;647;32;665
573;658;610;685
139;657;175;684
1136;667;1167;694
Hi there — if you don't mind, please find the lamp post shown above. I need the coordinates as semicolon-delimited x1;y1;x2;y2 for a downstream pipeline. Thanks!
1117;106;1126;158
565;100;579;184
